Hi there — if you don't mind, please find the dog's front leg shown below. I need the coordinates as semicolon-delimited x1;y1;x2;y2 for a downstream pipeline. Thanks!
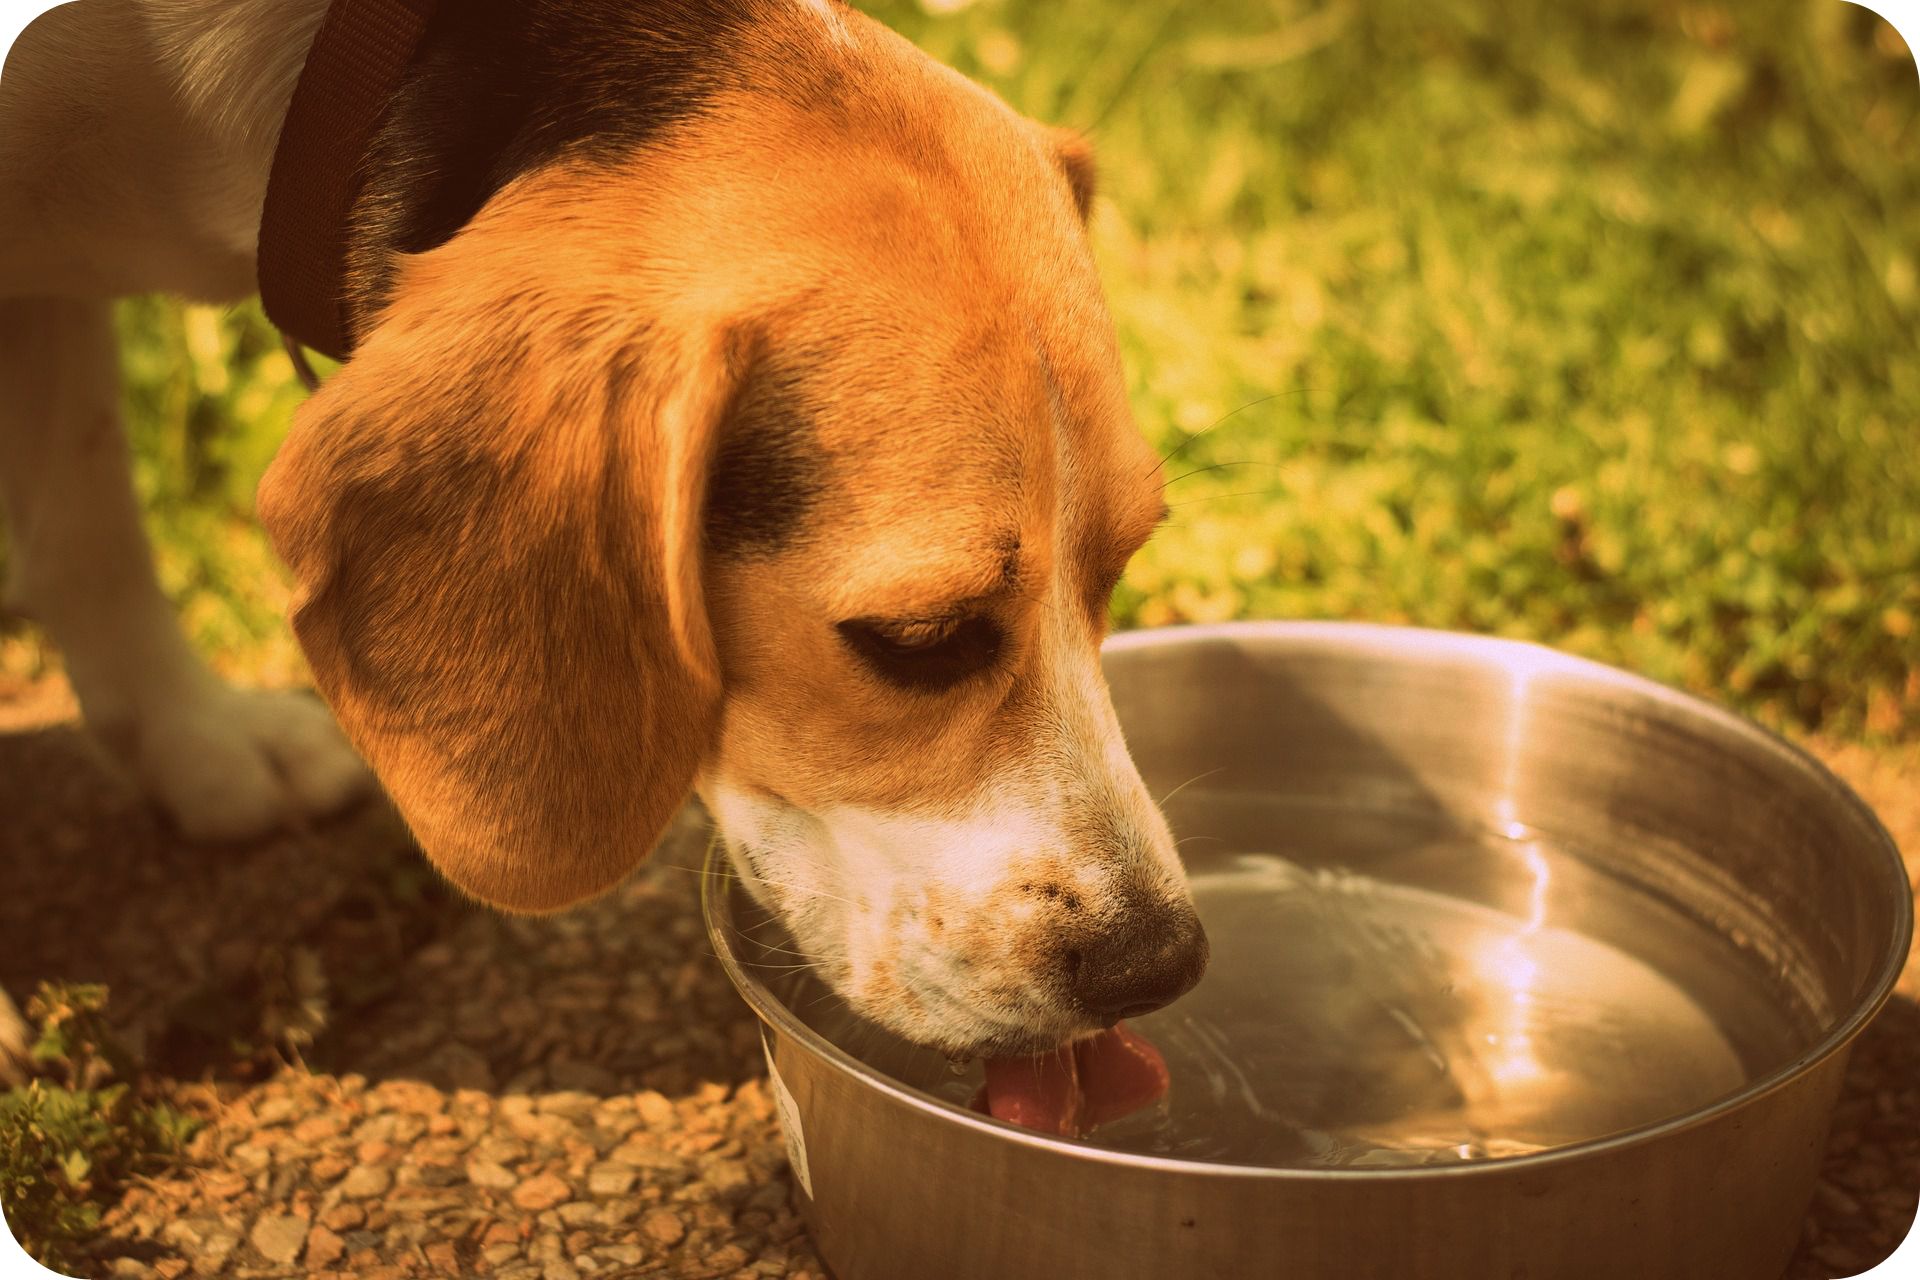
0;297;372;839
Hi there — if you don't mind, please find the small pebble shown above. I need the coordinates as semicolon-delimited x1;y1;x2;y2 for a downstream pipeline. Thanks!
319;1203;365;1232
249;1212;310;1266
635;1092;678;1128
586;1164;637;1197
338;1164;392;1199
467;1158;520;1190
512;1172;573;1212
305;1224;346;1269
641;1208;687;1248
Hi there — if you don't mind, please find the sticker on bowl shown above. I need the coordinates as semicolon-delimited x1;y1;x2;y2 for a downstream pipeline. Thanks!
762;1031;814;1199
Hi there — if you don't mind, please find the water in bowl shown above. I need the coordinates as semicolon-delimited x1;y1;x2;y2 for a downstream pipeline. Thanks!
735;796;1817;1170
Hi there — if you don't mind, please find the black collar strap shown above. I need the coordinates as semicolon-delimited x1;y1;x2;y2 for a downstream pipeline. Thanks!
258;0;439;362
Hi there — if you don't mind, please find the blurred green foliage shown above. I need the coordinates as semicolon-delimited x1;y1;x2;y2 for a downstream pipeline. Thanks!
0;985;197;1271
45;0;1920;737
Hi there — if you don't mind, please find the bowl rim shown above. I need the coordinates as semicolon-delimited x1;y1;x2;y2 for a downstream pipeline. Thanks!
701;620;1914;1182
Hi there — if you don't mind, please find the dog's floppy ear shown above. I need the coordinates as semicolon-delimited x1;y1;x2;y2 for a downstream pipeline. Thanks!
258;243;737;913
1049;126;1098;221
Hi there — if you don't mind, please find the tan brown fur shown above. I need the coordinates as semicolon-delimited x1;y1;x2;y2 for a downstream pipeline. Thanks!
265;11;1155;888
258;170;746;911
0;0;1201;1065
253;4;1201;1050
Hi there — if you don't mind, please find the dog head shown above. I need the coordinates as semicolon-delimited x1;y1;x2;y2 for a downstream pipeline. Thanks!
258;4;1205;1059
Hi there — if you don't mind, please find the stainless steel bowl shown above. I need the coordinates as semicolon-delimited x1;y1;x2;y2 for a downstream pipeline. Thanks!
704;622;1911;1280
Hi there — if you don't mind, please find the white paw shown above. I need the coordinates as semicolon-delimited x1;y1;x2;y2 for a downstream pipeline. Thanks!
0;987;28;1086
131;686;374;842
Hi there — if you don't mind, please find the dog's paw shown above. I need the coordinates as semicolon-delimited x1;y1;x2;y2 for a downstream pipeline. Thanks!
0;987;29;1087
130;686;374;842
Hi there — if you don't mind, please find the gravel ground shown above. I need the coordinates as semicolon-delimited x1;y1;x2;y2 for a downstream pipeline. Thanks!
0;686;1914;1279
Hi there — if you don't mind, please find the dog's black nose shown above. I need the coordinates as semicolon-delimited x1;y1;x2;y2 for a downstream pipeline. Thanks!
1063;897;1210;1022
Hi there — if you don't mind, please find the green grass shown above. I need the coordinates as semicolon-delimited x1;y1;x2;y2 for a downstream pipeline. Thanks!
10;0;1915;738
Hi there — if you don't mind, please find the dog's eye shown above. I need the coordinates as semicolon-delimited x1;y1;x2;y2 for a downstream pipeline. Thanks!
836;615;1003;691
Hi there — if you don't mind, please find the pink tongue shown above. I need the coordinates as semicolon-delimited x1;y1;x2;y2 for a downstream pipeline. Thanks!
975;1022;1170;1137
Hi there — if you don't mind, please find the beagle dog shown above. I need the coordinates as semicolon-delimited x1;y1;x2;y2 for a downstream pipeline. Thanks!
0;0;1208;1078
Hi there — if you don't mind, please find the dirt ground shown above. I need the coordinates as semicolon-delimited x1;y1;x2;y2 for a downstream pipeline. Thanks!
1;678;1915;1280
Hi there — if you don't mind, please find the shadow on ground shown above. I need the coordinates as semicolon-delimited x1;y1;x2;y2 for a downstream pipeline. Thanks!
0;721;765;1101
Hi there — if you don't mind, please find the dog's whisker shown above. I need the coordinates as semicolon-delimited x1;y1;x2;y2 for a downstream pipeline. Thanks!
740;916;805;946
742;936;816;960
745;960;829;974
744;936;817;961
1166;486;1293;509
1160;459;1286;489
1146;388;1309;478
739;877;864;909
1148;376;1429;482
847;1019;883;1063
759;958;819;977
660;860;863;909
1155;766;1225;808
738;909;792;933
